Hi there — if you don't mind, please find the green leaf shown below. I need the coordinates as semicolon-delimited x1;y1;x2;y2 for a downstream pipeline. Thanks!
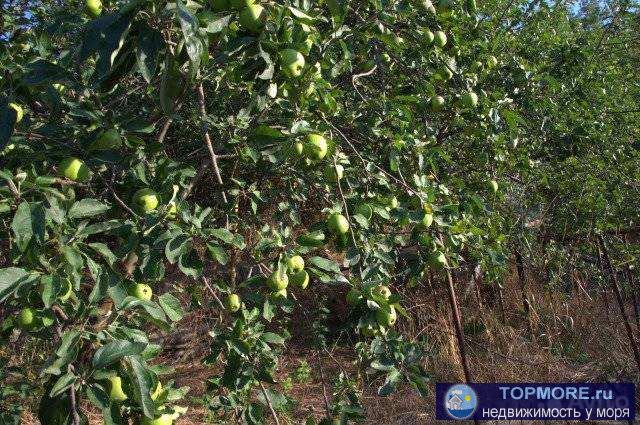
49;372;76;397
206;243;229;265
0;267;30;302
11;202;33;252
0;97;16;149
377;369;401;396
23;60;74;85
308;256;341;274
261;332;285;345
92;340;146;369
165;233;191;264
127;355;155;418
87;242;117;267
176;0;203;71
136;25;164;83
158;293;184;322
61;245;85;270
68;198;111;219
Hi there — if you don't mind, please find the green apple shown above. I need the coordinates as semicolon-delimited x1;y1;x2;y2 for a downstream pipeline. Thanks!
167;202;178;219
381;53;391;63
53;83;66;93
17;308;36;329
461;91;478;108
287;255;305;273
225;293;241;312
304;133;328;161
267;271;288;291
59;157;91;182
486;55;498;68
376;306;397;327
434;31;447;48
86;0;102;17
150;381;163;401
132;189;159;213
290;270;309;289
108;376;128;402
59;279;73;302
239;4;266;33
373;285;391;300
422;212;433;228
346;288;362;305
431;95;445;111
90;129;122;151
280;49;305;78
211;0;230;11
356;204;373;220
9;103;24;123
419;0;437;13
141;413;174;425
323;164;344;182
425;30;435;45
131;283;153;301
327;213;349;235
488;179;499;194
293;141;304;156
388;196;399;209
230;0;255;9
274;288;288;299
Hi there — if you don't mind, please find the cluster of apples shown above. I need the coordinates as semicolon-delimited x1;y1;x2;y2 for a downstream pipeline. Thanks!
107;376;181;424
15;280;74;331
347;284;399;336
266;254;310;298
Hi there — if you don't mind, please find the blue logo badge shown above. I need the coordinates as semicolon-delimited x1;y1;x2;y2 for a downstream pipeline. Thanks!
445;384;478;419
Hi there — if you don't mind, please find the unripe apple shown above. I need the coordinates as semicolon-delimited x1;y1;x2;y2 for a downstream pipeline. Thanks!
461;91;478;108
280;49;305;78
323;164;344;182
488;179;499;194
290;270;309;289
434;31;447;48
267;271;288;291
388;196;399;209
419;0;437;13
287;255;305;273
90;129;122;151
59;279;73;302
431;95;445;111
376;306;397;327
131;283;153;301
17;308;36;329
225;293;241;312
167;202;178;219
486;55;498;68
422;212;433;228
86;0;102;17
273;288;288;299
373;285;391;300
293;141;304;156
356;204;373;220
304;133;328;161
239;4;266;33
9;103;24;123
327;213;349;235
425;30;435;45
53;83;66;93
132;189;159;213
108;376;128;402
59;157;91;182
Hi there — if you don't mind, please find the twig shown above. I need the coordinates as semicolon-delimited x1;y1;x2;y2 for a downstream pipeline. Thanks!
157;118;173;144
196;83;228;204
318;361;333;420
68;364;80;425
258;381;280;425
202;276;226;311
322;116;423;200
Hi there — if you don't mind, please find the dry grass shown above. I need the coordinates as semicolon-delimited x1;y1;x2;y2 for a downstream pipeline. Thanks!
9;260;640;424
